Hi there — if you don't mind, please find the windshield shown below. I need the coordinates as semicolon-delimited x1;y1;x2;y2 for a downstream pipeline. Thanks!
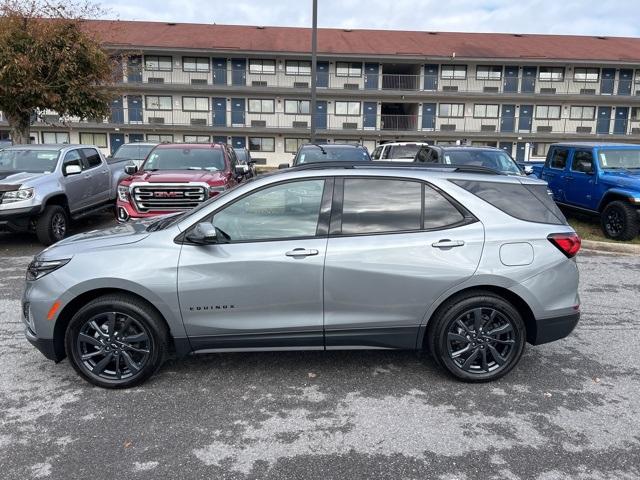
0;149;60;173
388;145;422;159
113;144;155;161
142;148;226;172
234;150;248;162
296;146;371;164
443;150;522;175
598;149;640;170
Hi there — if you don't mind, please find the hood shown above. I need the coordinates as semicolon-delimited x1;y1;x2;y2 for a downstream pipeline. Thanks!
600;170;640;190
125;169;228;185
0;171;50;187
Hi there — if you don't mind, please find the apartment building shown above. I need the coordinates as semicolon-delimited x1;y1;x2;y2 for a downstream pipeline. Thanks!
3;21;640;165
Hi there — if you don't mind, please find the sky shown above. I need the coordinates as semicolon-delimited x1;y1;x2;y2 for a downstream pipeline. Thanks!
95;0;640;37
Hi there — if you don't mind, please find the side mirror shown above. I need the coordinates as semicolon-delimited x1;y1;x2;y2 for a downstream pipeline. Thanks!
278;163;290;169
186;222;218;244
124;164;138;175
234;165;247;176
64;164;82;176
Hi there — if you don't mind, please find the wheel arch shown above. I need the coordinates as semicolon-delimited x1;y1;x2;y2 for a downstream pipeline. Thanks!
598;189;635;212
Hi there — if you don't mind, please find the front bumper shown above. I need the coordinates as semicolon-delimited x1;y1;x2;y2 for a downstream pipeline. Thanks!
0;205;41;232
116;200;179;222
25;327;61;361
530;312;580;345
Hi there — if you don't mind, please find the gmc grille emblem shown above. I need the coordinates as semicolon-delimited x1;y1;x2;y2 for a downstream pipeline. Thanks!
154;191;184;198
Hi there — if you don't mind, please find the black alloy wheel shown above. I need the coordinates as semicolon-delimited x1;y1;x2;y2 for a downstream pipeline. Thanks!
601;201;639;241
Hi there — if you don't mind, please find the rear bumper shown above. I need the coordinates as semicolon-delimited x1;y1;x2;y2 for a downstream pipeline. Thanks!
530;312;580;345
25;327;61;362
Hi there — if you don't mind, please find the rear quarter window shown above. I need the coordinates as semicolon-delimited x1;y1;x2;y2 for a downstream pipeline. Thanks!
451;180;567;225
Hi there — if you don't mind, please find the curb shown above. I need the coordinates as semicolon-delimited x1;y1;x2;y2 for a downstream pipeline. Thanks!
581;239;640;255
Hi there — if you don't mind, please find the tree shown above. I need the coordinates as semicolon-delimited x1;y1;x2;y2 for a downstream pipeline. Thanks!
0;0;116;143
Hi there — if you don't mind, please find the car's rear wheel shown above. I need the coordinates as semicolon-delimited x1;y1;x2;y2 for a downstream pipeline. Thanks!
65;294;169;388
427;291;526;382
601;201;639;241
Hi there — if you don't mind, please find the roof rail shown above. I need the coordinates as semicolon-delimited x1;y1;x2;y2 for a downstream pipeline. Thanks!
287;161;504;175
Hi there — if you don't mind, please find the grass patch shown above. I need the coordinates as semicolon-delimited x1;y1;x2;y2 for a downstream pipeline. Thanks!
565;212;640;244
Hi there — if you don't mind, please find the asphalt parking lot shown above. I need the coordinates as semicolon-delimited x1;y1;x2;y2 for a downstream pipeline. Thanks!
1;218;639;480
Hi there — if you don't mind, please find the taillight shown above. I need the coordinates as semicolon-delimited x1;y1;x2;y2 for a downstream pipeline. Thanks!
548;232;581;258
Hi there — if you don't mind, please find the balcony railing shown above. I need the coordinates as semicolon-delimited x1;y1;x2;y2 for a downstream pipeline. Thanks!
118;69;640;96
20;108;632;136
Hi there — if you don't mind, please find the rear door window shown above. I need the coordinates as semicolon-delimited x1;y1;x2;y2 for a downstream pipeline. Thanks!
424;184;465;228
82;148;102;169
548;148;569;170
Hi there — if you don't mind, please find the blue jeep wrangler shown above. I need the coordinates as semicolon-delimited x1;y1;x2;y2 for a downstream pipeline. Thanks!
532;143;640;240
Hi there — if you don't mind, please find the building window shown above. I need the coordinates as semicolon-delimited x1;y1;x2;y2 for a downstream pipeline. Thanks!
632;107;640;121
570;106;596;120
538;67;564;81
476;66;502;80
335;101;361;115
248;59;276;74
574;68;599;82
535;105;561;119
533;143;551;157
183;135;211;143
144;55;172;71
336;62;362;77
284;100;310;114
182;97;209;112
79;132;107;148
285;138;309;152
145;96;172;111
42;132;70;144
286;60;311;75
248;99;275;113
147;134;173;143
439;103;465;118
182;57;210;72
473;104;499;118
441;65;467;80
249;137;275;152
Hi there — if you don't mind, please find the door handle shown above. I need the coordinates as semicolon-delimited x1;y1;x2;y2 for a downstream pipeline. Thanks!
432;239;465;249
285;248;319;257
563;176;574;181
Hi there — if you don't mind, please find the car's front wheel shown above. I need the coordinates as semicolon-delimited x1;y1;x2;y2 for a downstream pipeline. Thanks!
65;294;169;388
35;205;68;245
427;291;526;382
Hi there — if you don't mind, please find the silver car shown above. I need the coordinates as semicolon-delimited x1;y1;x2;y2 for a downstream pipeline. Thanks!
22;162;581;388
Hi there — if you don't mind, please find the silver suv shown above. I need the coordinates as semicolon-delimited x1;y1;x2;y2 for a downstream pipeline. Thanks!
23;163;581;388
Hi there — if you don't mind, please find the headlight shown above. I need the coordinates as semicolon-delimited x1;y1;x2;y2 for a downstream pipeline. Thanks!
3;188;35;203
209;185;226;196
26;258;71;281
117;185;130;202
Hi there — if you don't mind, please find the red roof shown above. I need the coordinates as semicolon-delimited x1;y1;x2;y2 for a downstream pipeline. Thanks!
83;20;640;63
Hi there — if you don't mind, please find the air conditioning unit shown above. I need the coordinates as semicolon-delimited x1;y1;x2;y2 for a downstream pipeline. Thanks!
251;120;267;127
147;77;165;84
190;118;207;126
292;121;308;128
191;79;207;85
481;124;496;132
148;117;165;124
483;86;499;93
342;122;358;129
537;126;553;133
252;81;268;87
441;124;456;131
343;84;359;90
443;86;458;92
580;88;596;95
577;126;593;133
540;87;556;94
294;82;309;88
631;127;640;134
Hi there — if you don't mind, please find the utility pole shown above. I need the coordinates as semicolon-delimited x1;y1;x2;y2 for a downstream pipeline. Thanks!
309;0;318;143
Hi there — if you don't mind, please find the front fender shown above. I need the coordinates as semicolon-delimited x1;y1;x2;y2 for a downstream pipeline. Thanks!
598;188;640;211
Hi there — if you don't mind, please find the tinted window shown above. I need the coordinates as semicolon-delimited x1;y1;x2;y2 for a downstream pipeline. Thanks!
63;150;83;172
549;149;568;169
443;149;521;175
82;148;102;168
571;151;594;173
388;145;422;159
371;146;382;160
424;185;465;228
212;180;325;241
112;144;155;161
341;179;422;234
234;149;248;162
296;146;370;164
415;147;439;163
452;180;567;225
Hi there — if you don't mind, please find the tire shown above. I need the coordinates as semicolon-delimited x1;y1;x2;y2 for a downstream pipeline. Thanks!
601;201;639;241
35;205;69;245
65;294;169;389
426;291;526;382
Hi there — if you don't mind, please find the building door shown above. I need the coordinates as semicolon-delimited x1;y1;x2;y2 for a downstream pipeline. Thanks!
515;142;527;162
231;58;246;86
127;55;142;83
109;133;125;155
212;58;227;85
518;105;533;132
614;107;629;135
504;66;519;93
363;102;377;129
521;67;536;93
128;133;144;143
424;64;438;91
364;63;379;90
618;69;633;96
231;98;245;126
212;97;227;127
600;68;615;95
109;96;124;123
316;62;329;88
127;95;143;123
500;104;515;133
315;101;327;130
231;136;246;148
421;103;436;130
498;142;513;156
596;106;611;134
213;136;227;144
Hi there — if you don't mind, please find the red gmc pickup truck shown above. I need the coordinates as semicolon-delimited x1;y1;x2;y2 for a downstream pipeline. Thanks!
116;143;245;221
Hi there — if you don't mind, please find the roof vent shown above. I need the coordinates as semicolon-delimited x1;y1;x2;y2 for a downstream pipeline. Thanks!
427;32;438;35
256;26;265;29
343;28;353;32
166;22;176;26
513;34;523;37
596;36;607;40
